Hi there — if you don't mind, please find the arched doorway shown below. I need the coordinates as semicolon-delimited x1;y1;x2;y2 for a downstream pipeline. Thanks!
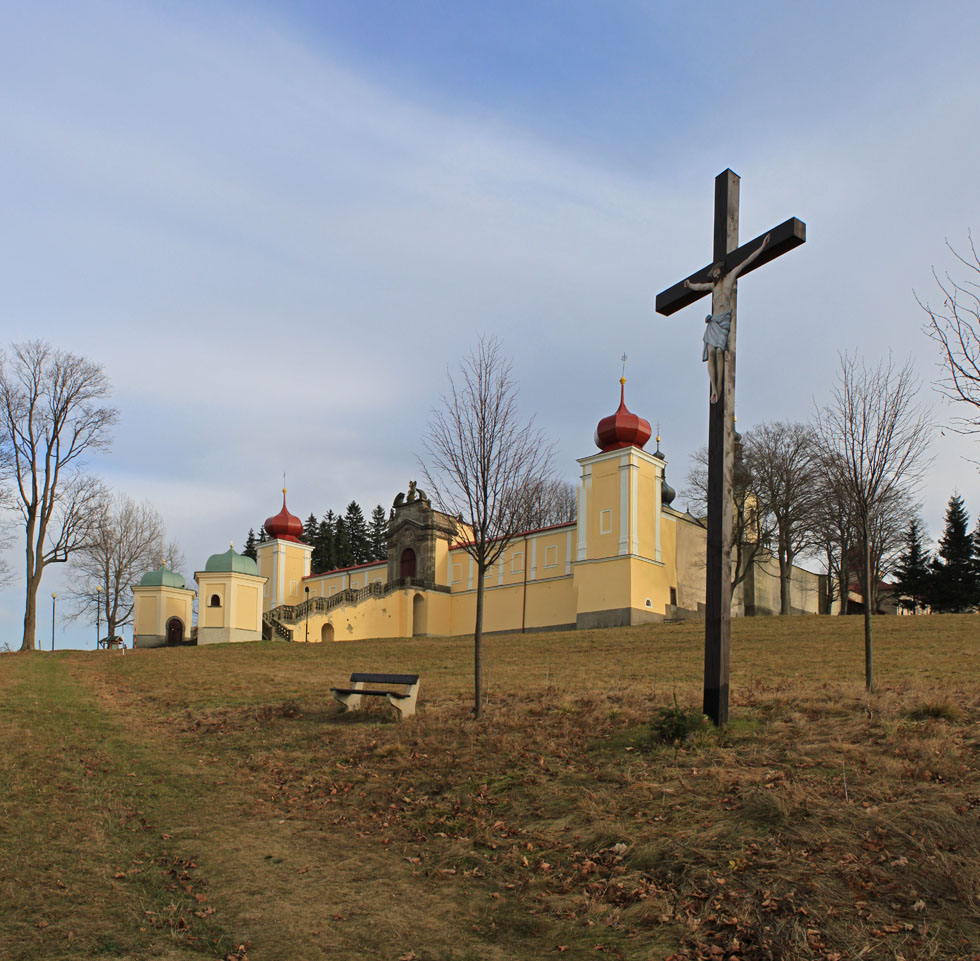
400;547;417;579
321;623;335;643
412;593;426;636
166;617;184;645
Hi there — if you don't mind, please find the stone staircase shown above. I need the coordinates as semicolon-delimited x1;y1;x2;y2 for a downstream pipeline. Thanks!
262;577;448;639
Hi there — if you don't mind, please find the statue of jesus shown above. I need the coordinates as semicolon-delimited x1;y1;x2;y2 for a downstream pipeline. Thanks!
685;233;770;403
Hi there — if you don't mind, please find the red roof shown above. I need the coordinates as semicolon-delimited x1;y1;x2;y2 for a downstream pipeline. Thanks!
304;559;386;579
594;379;651;452
265;490;303;543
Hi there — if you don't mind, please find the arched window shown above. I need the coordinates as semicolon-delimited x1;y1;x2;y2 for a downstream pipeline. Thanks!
209;594;221;608
400;547;417;579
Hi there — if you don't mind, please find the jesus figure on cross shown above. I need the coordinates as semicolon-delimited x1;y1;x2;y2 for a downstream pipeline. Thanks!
685;232;770;403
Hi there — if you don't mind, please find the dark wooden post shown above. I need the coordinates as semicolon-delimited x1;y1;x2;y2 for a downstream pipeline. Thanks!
655;170;805;726
703;170;739;726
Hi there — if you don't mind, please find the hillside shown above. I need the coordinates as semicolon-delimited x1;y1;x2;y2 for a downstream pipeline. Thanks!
2;615;979;961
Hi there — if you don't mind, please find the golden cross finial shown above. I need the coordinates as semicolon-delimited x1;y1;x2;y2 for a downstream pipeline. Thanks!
283;471;287;495
656;422;661;446
621;353;628;377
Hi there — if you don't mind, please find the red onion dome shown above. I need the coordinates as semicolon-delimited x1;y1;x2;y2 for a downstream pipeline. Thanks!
594;378;652;452
265;489;304;542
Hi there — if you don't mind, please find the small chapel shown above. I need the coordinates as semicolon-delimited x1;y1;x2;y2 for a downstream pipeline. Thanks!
131;380;828;648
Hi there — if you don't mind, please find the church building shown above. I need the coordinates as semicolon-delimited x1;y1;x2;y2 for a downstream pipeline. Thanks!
132;380;827;648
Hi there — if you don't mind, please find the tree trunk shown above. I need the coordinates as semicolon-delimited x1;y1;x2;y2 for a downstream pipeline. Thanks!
21;528;39;651
22;579;38;651
839;555;850;615
778;548;791;615
863;518;874;691
473;564;485;718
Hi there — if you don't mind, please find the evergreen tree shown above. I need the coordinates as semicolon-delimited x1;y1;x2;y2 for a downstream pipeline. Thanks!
302;513;318;546
333;515;353;568
257;525;269;543
344;501;370;565
927;494;978;612
368;504;389;561
892;519;930;613
243;528;258;560
318;510;337;571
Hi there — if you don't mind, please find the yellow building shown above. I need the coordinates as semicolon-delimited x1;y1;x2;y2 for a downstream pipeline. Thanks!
194;546;266;645
132;564;196;648
131;379;828;648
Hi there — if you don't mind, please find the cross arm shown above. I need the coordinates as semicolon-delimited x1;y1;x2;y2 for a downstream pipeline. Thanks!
655;217;806;316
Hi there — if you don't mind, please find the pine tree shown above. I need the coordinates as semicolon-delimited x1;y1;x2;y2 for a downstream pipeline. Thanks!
333;515;353;568
368;505;389;561
243;528;258;560
892;519;930;613
257;525;269;543
302;513;318;546
318;511;337;571
344;501;370;565
928;494;978;612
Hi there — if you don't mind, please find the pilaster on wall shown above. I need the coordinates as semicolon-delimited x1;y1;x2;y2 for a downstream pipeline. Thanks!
654;460;662;563
577;464;591;561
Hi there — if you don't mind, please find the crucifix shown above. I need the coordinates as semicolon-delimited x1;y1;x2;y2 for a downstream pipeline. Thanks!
655;169;805;726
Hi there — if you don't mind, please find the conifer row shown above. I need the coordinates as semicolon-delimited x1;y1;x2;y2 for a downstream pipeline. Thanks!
893;494;980;613
241;502;389;573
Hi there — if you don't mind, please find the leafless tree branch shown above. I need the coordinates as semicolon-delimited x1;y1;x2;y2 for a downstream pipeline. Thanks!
420;336;555;717
0;341;118;650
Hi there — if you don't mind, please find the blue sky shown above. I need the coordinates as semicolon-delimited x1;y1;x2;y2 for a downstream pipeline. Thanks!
3;0;980;648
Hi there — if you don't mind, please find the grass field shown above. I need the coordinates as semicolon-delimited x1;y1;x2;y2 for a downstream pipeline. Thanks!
2;615;979;961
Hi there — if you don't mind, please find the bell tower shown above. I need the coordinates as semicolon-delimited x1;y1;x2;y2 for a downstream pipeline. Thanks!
573;378;670;627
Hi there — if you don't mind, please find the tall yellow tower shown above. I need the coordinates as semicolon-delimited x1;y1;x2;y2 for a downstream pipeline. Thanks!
573;378;670;627
255;490;313;610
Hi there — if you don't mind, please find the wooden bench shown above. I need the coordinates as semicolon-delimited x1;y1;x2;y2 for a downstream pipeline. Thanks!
331;672;420;719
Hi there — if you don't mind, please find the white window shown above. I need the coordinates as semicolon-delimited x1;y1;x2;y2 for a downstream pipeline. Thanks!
544;545;558;568
599;509;612;534
511;551;524;574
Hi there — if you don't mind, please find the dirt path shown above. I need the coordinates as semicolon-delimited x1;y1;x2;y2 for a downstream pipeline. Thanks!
1;654;514;961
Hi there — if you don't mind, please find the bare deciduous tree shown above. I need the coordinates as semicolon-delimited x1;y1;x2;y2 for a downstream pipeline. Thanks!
917;234;980;439
421;337;554;717
67;493;182;639
808;464;856;614
0;342;117;651
744;422;820;614
522;478;577;529
686;434;774;598
815;353;931;690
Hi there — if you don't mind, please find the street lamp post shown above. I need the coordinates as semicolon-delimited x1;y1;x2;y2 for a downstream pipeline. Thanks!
51;593;57;651
305;586;310;643
96;585;103;649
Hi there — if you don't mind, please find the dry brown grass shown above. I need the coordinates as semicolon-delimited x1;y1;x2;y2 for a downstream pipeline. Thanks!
2;615;980;961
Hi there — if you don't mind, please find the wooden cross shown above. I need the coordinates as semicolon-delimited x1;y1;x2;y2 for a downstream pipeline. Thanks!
655;169;805;726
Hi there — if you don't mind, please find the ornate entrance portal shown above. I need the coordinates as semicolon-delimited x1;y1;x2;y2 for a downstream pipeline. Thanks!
400;548;417;579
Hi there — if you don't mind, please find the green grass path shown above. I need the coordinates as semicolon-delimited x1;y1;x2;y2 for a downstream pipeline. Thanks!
0;654;234;961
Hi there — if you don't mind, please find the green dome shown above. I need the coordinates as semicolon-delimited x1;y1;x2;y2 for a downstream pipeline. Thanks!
139;565;187;589
204;546;258;575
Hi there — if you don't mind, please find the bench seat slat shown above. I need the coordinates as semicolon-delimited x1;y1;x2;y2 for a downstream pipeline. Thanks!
348;672;418;685
331;687;411;699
